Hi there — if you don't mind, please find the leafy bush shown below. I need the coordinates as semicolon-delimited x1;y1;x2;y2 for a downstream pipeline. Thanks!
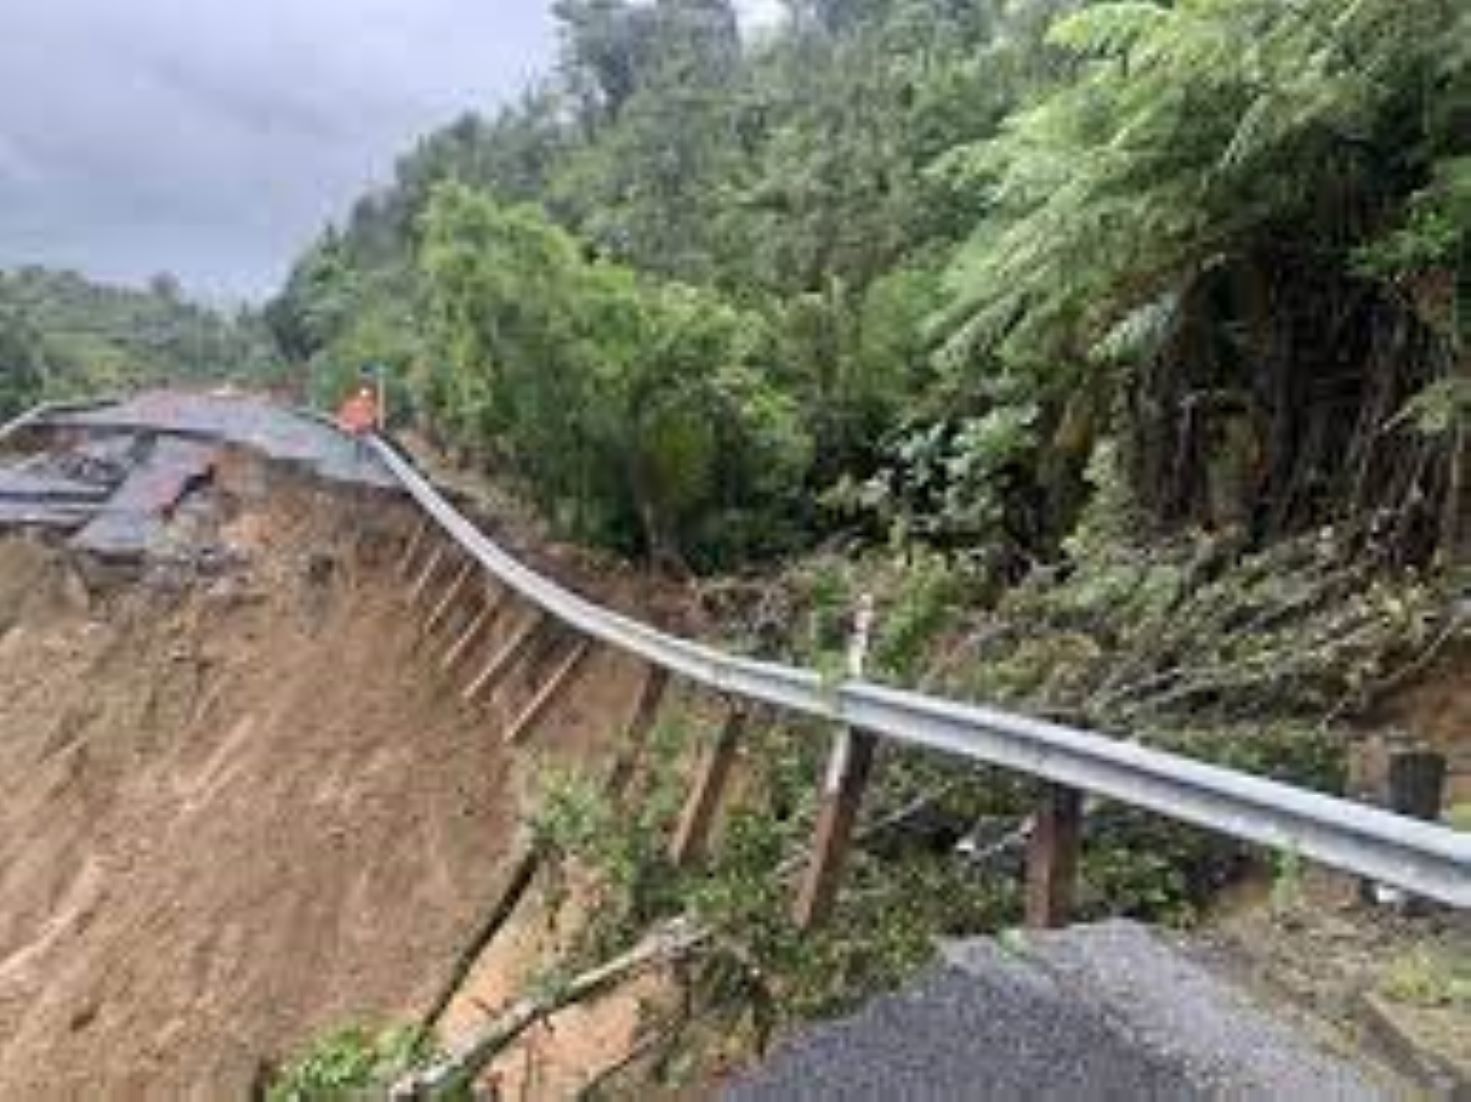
1381;947;1471;1010
266;1027;449;1102
419;184;812;569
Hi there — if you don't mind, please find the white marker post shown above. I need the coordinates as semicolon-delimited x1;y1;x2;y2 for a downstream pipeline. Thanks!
795;594;877;929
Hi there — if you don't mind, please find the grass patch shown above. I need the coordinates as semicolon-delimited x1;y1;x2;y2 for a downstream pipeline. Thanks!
1380;947;1471;1011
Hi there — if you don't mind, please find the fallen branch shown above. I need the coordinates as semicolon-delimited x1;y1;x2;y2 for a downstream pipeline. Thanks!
389;918;710;1101
1332;606;1467;720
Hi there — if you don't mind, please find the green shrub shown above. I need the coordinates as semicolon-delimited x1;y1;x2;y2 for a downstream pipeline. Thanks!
266;1026;445;1102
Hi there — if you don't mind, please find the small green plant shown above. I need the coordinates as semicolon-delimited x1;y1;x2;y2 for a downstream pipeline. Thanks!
1270;847;1304;914
1381;947;1471;1010
266;1026;443;1102
873;552;965;682
997;927;1030;957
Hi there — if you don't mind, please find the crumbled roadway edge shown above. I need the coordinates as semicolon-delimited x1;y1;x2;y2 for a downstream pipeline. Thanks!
2;392;400;563
42;391;398;491
726;920;1387;1101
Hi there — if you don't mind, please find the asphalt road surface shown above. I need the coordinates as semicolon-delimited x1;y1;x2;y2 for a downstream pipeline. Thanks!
727;921;1382;1101
0;390;397;556
45;390;396;489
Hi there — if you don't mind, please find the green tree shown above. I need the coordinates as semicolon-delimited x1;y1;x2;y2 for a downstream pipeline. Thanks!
938;0;1471;552
0;301;46;419
420;183;810;567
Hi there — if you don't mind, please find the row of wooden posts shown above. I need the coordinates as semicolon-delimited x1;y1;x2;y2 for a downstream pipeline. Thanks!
396;519;1086;932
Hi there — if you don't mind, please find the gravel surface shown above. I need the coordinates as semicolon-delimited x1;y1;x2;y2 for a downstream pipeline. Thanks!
727;920;1384;1101
1016;920;1382;1100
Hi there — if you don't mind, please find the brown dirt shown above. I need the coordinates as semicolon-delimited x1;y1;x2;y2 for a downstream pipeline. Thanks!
0;460;646;1098
436;872;675;1100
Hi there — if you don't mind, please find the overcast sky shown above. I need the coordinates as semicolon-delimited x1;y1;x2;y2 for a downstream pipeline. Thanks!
0;1;567;301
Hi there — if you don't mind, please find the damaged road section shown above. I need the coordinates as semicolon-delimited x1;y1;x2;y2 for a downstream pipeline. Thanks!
0;390;398;573
69;436;221;559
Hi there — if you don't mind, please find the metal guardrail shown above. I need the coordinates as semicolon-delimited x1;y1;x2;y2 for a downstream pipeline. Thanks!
368;436;1470;908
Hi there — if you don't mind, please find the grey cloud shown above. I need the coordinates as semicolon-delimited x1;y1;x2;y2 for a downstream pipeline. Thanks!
0;0;557;300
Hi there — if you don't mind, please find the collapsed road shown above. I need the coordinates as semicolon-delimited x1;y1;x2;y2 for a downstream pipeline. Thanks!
0;389;664;1097
0;390;396;565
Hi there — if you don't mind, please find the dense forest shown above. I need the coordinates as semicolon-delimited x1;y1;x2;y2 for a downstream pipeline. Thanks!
0;267;279;419
269;0;1469;576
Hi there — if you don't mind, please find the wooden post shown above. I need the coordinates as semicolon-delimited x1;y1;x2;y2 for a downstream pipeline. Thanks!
1387;750;1447;820
423;561;476;638
504;638;594;746
669;707;747;867
442;587;509;673
1025;782;1084;929
607;665;671;799
462;613;544;705
409;544;448;604
397;518;428;579
794;595;877;930
1364;748;1448;908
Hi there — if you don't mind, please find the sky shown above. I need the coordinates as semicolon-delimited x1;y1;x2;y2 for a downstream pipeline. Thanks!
0;1;565;302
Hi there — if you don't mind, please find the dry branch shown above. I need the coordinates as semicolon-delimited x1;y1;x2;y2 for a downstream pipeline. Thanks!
389;918;709;1100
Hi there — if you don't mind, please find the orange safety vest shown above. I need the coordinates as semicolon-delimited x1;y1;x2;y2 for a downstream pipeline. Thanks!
337;390;379;435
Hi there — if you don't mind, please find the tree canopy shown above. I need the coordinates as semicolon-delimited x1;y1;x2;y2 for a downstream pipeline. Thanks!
268;0;1469;569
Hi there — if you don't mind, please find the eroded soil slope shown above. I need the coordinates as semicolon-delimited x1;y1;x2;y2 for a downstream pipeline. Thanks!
0;479;638;1098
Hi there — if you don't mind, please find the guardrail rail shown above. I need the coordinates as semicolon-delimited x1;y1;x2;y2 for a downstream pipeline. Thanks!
364;434;1470;918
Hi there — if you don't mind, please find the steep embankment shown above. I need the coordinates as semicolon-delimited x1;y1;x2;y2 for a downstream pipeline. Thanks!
0;472;639;1097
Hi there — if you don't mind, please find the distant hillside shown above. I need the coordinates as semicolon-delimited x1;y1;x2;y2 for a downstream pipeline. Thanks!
0;267;282;418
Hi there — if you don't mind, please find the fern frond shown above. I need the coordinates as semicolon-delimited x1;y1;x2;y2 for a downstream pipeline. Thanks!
1047;2;1169;60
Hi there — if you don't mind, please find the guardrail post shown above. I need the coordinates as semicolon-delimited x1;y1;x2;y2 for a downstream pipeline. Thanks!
794;729;878;929
794;596;876;930
670;706;748;867
1387;749;1447;821
397;518;428;579
1363;748;1447;907
505;637;594;746
463;612;545;705
1025;783;1084;929
423;560;476;638
608;665;671;798
442;586;509;673
409;543;448;604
